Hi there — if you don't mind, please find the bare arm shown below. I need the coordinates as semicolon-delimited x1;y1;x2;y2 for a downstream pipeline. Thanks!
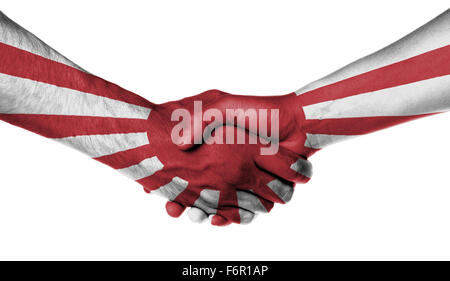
184;9;450;161
0;11;155;159
0;11;311;225
295;9;450;151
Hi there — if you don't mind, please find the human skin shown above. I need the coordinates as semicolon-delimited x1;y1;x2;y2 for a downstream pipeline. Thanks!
169;9;449;221
181;9;450;162
1;9;449;226
0;11;312;226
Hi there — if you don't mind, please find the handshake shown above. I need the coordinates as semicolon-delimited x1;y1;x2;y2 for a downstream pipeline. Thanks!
1;10;448;226
0;11;316;226
122;89;315;226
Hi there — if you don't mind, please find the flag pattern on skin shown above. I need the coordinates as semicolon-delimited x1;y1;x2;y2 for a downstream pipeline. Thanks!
1;10;448;225
2;41;448;223
294;12;450;154
179;10;450;160
0;39;293;226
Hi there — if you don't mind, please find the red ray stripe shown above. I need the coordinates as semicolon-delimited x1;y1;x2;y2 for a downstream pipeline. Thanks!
303;113;437;136
138;170;172;192
0;42;152;108
173;185;203;207
0;114;149;138
215;190;241;224
299;45;450;106
258;198;274;213
95;144;152;169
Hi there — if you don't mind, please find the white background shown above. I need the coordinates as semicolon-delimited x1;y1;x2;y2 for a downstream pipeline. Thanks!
0;1;449;260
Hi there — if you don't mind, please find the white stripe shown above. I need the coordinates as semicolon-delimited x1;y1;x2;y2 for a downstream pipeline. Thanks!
267;179;293;203
238;209;254;224
54;132;149;158
290;158;313;178
153;177;189;201
303;75;450;120
187;207;208;223
296;10;450;95
237;190;267;213
117;156;164;180
0;12;86;72
305;133;356;149
193;189;220;214
0;73;151;119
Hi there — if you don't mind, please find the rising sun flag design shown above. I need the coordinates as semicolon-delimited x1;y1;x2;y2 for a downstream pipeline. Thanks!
0;10;449;225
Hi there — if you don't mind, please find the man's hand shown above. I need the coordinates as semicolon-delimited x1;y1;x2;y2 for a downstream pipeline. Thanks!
104;99;313;226
129;90;311;225
168;89;315;169
0;10;313;225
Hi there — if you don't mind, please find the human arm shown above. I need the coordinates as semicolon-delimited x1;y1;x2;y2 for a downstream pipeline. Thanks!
189;9;450;161
0;11;313;225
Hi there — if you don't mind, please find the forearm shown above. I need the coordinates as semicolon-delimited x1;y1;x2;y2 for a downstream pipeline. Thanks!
0;12;153;162
296;9;450;150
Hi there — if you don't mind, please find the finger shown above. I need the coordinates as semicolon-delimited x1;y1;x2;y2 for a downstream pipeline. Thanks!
238;209;255;224
250;173;289;204
254;148;312;183
213;188;241;225
236;190;269;213
165;201;186;218
190;188;257;226
171;185;222;226
259;199;274;212
187;207;208;223
213;206;256;225
267;179;294;203
290;158;313;180
253;177;294;204
193;189;220;215
214;208;239;225
247;187;274;212
211;214;231;226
